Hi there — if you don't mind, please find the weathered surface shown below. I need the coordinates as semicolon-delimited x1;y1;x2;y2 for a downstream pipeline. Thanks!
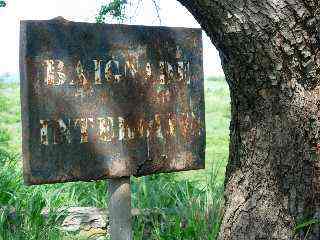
40;206;164;239
178;0;320;239
108;178;132;240
20;18;205;185
42;207;109;239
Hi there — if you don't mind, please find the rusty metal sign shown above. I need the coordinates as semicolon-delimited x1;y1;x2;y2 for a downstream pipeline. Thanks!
20;18;205;185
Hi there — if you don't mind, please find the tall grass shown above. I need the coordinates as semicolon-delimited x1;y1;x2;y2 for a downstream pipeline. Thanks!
0;77;230;240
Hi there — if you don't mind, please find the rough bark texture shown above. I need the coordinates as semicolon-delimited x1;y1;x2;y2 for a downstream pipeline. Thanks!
177;0;320;239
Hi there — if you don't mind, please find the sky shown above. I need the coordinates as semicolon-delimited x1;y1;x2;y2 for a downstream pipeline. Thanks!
0;0;223;77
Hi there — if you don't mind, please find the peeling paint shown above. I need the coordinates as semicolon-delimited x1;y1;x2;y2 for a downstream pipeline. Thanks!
20;19;205;185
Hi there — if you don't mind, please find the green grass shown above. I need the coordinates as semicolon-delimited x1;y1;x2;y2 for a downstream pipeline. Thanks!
0;77;230;240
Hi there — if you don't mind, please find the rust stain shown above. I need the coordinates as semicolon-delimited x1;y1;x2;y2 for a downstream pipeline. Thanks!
20;19;205;185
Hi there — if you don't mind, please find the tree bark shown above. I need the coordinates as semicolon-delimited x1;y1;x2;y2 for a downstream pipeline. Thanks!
177;0;320;239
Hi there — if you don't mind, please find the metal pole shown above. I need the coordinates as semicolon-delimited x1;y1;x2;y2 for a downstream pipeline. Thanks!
108;177;132;240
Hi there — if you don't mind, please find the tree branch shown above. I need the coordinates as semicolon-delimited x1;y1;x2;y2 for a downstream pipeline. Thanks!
152;0;162;25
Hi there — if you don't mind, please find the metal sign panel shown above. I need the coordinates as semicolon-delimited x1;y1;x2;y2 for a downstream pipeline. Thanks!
20;19;205;185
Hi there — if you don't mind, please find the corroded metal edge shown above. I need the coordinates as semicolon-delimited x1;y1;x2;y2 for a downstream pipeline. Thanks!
20;20;33;185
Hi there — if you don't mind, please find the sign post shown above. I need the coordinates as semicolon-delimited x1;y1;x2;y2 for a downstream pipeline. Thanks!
108;178;132;240
20;17;204;239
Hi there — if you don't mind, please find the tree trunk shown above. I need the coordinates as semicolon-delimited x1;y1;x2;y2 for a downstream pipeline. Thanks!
178;0;320;239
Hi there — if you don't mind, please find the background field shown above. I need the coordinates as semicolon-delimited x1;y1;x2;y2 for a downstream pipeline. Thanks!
0;76;230;240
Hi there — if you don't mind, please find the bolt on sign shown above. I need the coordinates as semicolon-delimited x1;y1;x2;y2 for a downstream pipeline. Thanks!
20;18;205;185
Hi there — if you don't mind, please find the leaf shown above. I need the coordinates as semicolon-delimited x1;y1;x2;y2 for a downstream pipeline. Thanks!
0;1;6;7
96;0;128;23
294;219;320;232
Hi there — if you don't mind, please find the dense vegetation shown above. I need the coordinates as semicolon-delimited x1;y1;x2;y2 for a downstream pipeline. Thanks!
0;76;230;240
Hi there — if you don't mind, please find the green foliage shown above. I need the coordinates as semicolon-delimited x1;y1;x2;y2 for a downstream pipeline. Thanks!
294;218;320;239
0;129;10;143
0;1;6;8
132;170;224;239
0;96;9;112
96;0;128;23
